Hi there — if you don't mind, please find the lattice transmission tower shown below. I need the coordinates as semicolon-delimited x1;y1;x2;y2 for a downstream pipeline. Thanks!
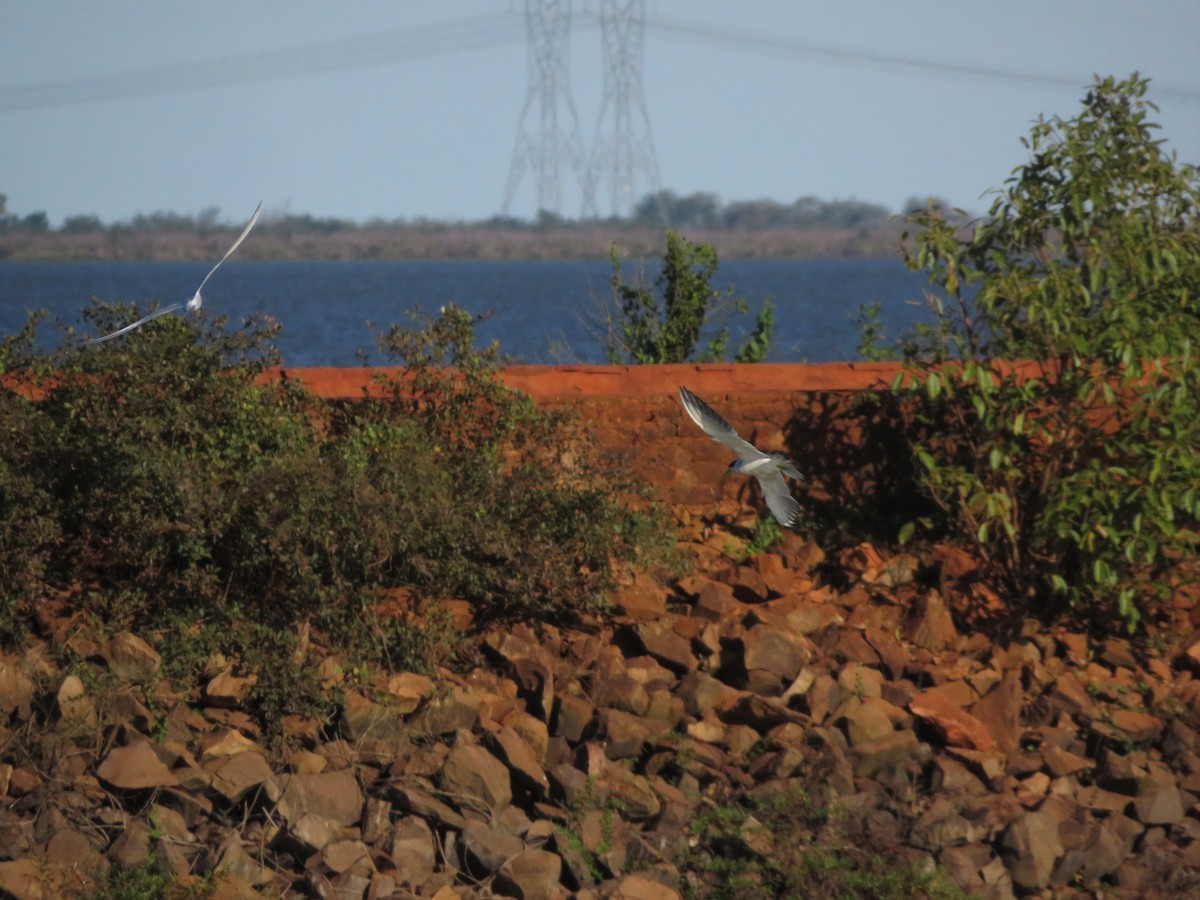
501;0;587;218
582;0;661;219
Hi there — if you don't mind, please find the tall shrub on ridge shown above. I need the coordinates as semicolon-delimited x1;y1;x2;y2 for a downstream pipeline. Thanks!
897;74;1200;631
605;231;775;364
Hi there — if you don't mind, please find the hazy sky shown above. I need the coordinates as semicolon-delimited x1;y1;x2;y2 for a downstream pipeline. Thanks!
2;1;1197;227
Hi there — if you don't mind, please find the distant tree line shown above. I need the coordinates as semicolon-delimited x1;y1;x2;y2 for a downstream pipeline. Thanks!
628;190;897;230
0;190;949;237
0;194;51;234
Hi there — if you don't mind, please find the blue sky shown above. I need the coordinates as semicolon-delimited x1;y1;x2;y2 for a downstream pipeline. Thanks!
2;0;1197;226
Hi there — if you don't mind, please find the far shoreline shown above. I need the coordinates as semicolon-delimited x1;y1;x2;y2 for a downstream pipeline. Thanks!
0;223;908;264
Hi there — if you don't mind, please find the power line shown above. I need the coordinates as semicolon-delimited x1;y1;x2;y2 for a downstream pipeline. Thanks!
0;13;529;111
642;15;1200;103
3;11;1193;114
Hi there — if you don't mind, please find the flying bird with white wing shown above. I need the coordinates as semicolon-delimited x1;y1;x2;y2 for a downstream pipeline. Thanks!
90;201;263;344
678;385;803;526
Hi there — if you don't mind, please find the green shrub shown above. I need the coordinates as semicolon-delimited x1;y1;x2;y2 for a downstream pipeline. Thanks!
853;302;900;361
0;302;673;728
0;315;65;632
371;304;676;620
896;74;1200;631
744;513;785;557
604;230;774;363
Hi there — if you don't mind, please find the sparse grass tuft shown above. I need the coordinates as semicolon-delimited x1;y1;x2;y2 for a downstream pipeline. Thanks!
83;864;215;900
744;513;784;557
680;787;971;900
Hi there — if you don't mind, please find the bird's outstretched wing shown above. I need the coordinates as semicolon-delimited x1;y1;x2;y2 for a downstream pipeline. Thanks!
188;201;263;309
678;385;767;461
88;303;183;344
756;470;802;526
770;453;803;481
89;201;263;343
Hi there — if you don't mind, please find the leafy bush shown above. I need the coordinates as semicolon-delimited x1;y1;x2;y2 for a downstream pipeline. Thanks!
853;302;900;362
0;316;63;637
604;230;775;363
365;304;674;620
896;74;1200;631
0;303;672;727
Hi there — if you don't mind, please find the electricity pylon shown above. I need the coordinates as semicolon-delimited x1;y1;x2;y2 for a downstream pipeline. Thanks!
582;0;661;220
501;0;587;218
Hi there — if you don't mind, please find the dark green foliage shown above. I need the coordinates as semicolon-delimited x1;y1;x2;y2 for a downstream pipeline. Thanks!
734;300;775;364
743;513;784;557
604;231;774;364
0;315;65;613
896;74;1200;631
371;305;674;619
0;303;672;728
853;302;900;361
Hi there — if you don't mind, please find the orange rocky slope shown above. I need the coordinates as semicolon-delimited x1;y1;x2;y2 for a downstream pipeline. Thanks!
2;363;1199;898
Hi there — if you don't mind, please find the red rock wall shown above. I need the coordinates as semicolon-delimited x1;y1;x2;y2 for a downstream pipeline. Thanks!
2;361;915;516
279;363;911;515
279;362;902;401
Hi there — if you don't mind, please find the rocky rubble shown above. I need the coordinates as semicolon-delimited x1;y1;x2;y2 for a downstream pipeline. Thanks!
2;517;1200;898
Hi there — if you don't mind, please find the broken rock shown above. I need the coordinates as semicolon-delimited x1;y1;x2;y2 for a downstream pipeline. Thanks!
390;816;437;887
969;667;1023;755
496;848;563;900
274;767;363;853
904;590;959;652
103;631;162;683
910;690;995;753
487;725;550;796
461;820;524;878
55;675;95;724
97;741;179;790
738;624;814;686
206;751;275;804
1000;810;1063;891
442;743;513;813
0;658;34;719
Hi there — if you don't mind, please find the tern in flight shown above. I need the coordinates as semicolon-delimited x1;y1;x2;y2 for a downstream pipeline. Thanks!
678;385;803;526
90;201;263;344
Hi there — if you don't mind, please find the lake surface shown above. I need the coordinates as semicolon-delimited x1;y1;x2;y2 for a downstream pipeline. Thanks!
0;259;933;366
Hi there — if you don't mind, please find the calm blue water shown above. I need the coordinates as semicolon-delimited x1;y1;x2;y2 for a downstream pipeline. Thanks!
0;259;932;366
